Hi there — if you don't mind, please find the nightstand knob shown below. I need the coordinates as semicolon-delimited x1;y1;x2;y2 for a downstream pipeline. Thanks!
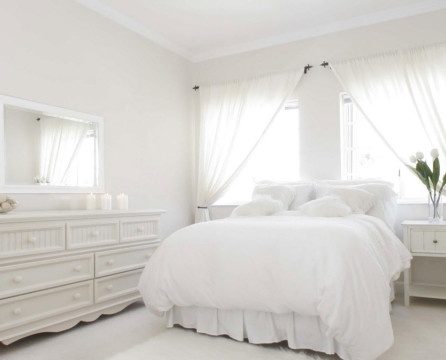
106;284;114;291
137;227;144;232
13;275;23;283
433;239;438;244
106;259;115;266
28;237;37;244
73;293;81;300
73;265;83;272
13;307;22;315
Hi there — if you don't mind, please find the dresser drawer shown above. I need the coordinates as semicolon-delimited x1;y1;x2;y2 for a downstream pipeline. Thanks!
67;219;119;249
95;244;156;277
0;281;93;331
410;229;446;253
120;216;159;243
95;270;142;303
0;222;65;259
0;255;94;299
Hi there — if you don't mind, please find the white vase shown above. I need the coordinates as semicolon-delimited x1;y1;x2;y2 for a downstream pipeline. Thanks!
428;193;443;223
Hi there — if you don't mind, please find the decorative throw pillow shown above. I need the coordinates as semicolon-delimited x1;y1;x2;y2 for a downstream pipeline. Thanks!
288;183;315;210
231;196;284;217
298;195;352;217
316;186;376;214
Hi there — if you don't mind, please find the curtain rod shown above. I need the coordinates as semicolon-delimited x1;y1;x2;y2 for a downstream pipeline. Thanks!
192;61;330;90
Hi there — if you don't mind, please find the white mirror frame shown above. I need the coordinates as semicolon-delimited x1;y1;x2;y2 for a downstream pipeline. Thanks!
0;95;105;193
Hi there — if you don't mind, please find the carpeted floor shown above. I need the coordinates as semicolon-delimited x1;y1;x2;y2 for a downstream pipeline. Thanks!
107;327;328;360
1;295;446;360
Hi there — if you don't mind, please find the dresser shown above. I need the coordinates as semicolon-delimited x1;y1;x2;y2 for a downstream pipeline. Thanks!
402;220;446;306
0;209;164;344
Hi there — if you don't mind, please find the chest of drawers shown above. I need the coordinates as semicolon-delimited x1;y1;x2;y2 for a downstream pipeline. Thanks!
0;209;164;344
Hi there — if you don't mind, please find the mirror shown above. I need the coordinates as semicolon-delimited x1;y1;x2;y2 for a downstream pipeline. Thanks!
0;95;104;193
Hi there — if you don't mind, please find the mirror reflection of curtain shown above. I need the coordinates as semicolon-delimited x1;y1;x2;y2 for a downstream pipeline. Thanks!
39;116;90;185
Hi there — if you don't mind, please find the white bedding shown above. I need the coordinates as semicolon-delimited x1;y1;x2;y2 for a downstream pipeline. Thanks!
138;215;411;360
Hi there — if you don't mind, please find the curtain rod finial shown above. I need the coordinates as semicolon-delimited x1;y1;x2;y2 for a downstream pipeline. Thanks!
320;61;329;68
304;64;313;74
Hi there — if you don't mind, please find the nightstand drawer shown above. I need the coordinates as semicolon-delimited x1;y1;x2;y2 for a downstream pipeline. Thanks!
0;222;65;259
94;270;142;303
0;281;93;331
120;216;159;243
0;255;94;298
410;230;446;253
67;219;120;249
95;244;156;277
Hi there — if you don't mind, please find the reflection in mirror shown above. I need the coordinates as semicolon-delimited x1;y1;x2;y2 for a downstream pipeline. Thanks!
0;95;104;193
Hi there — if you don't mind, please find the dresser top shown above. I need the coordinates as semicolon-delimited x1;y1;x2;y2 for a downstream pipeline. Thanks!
0;209;165;223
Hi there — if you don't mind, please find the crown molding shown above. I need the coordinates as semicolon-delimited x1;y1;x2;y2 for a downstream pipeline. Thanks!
76;0;446;63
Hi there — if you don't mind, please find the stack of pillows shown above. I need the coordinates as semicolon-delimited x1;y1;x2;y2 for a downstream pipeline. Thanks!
231;180;397;229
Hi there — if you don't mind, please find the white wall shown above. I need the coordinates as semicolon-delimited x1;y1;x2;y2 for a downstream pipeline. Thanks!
0;0;194;238
191;10;446;234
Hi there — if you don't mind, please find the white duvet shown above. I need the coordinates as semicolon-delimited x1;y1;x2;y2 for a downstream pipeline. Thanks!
138;215;411;360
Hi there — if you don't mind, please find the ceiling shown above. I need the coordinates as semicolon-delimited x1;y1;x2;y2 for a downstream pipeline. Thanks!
76;0;446;62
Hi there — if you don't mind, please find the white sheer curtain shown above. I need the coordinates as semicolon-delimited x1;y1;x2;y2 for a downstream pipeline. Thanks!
40;116;90;185
195;70;303;222
331;43;446;163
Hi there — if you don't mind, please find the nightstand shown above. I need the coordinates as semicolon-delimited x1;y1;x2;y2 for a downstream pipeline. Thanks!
402;220;446;306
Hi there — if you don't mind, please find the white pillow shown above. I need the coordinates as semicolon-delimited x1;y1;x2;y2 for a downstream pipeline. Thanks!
252;185;295;209
316;181;397;228
231;196;284;217
316;186;376;214
298;195;352;217
288;183;315;210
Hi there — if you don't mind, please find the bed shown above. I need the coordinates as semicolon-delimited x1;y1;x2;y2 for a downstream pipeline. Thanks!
138;181;412;360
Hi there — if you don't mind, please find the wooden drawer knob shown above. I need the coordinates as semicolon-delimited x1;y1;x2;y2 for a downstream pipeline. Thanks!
73;265;83;272
106;284;114;291
145;253;151;259
433;240;438;244
73;293;81;300
13;275;23;283
13;307;22;315
106;259;115;266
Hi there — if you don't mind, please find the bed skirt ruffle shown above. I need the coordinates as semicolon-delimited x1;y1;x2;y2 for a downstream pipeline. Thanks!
165;306;350;360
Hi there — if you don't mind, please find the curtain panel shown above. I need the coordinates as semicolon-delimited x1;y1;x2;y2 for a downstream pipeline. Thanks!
195;70;303;222
331;43;446;164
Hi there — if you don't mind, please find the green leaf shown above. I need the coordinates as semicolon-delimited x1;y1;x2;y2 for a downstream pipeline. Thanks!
415;162;431;191
439;172;446;195
406;164;429;188
432;157;440;189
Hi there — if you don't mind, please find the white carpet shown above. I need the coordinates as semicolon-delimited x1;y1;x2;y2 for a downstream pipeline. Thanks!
107;328;325;360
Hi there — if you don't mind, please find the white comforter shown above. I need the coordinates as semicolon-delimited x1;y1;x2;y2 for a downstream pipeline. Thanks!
138;215;411;360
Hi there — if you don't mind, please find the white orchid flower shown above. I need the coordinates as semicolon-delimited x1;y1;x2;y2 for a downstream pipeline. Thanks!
431;148;439;159
409;155;417;163
416;151;424;160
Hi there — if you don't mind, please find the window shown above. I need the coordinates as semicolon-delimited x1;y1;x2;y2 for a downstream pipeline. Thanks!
340;94;426;199
216;100;300;204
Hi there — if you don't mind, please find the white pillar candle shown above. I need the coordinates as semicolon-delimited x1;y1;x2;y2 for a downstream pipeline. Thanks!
116;193;128;210
100;193;112;210
86;193;96;210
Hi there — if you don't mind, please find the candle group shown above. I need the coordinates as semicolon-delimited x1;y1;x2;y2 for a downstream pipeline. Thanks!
85;193;128;210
